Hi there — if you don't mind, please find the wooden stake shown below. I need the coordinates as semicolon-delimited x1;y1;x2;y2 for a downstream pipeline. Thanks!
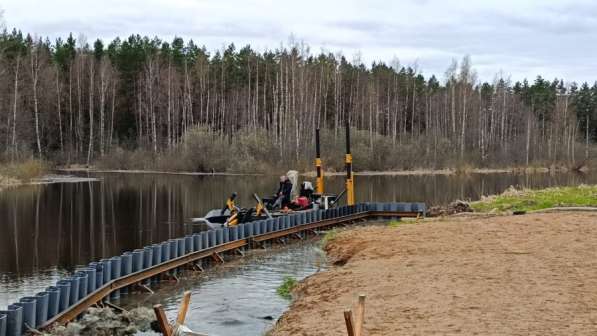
105;301;126;312
354;295;366;336
211;252;224;263
176;291;192;325
136;283;154;294
24;324;43;335
196;263;205;271
344;310;355;336
153;304;172;336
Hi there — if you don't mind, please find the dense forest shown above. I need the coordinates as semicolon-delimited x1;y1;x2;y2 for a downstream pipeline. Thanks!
0;26;596;172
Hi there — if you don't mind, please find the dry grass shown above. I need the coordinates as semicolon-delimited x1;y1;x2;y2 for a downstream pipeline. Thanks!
96;126;283;174
0;159;46;185
93;126;597;174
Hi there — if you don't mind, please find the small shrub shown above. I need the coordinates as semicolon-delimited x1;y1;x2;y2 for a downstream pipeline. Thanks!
0;159;47;182
387;218;419;228
95;147;131;170
388;220;402;228
16;159;46;181
320;229;338;248
276;276;298;300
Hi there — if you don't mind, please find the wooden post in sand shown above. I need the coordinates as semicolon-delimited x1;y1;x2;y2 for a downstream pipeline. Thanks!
154;291;197;336
177;291;192;325
344;310;355;336
354;294;366;336
153;304;172;336
344;294;366;336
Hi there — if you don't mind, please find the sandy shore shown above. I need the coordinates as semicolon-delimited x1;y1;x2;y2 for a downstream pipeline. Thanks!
271;212;597;336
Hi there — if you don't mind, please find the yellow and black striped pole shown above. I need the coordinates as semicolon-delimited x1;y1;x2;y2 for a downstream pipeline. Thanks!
345;122;355;205
315;128;324;194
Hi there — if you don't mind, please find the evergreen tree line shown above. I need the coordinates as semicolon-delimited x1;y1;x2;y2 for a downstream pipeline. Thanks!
1;29;596;171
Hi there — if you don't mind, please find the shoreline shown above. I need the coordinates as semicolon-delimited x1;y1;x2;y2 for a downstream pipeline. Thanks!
305;165;586;177
0;176;24;191
56;165;589;177
270;211;597;335
56;168;265;177
0;175;101;191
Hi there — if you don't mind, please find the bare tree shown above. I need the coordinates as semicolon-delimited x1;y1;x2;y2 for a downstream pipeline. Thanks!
29;38;42;157
98;56;110;157
0;6;5;31
55;65;64;152
11;54;20;160
0;32;593;170
87;54;94;165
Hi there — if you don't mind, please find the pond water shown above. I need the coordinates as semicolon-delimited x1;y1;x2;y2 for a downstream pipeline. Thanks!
119;240;326;336
1;171;597;310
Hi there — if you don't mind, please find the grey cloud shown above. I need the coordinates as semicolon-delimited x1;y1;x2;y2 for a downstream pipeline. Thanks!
3;0;597;82
488;11;597;36
329;20;389;33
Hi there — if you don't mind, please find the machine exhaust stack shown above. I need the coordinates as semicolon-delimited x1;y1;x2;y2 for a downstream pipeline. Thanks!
345;122;355;206
315;128;324;194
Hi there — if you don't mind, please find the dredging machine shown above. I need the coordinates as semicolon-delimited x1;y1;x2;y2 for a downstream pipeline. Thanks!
192;123;356;229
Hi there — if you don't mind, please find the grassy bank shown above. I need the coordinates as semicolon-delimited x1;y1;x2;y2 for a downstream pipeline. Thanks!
471;185;597;213
0;159;46;186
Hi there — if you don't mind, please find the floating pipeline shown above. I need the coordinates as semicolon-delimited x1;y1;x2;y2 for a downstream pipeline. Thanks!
0;202;424;336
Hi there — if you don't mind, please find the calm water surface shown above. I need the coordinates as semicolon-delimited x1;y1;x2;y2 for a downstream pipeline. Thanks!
1;171;596;310
120;240;326;336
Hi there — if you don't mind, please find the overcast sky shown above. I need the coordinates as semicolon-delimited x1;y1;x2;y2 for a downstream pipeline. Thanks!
2;0;596;83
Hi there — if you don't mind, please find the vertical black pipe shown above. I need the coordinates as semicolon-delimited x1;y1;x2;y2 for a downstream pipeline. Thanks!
315;129;321;157
345;122;351;154
345;122;352;180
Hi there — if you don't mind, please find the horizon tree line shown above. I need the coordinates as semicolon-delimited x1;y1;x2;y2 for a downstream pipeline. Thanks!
0;27;596;169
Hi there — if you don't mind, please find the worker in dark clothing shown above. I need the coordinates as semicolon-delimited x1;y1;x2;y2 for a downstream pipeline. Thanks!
299;181;314;199
273;175;293;209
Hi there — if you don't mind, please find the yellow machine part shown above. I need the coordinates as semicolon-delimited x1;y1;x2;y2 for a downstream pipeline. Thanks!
226;197;239;226
255;201;264;217
315;157;324;194
345;154;355;206
227;213;238;226
226;198;236;212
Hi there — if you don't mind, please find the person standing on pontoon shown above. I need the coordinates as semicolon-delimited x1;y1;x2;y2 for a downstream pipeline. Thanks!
273;175;293;209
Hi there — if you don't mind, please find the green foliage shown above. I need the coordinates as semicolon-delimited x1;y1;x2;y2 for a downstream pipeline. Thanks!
276;276;298;300
387;220;402;228
93;39;104;60
521;76;557;121
574;82;597;141
320;229;338;248
471;185;597;213
388;218;419;228
54;34;76;71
